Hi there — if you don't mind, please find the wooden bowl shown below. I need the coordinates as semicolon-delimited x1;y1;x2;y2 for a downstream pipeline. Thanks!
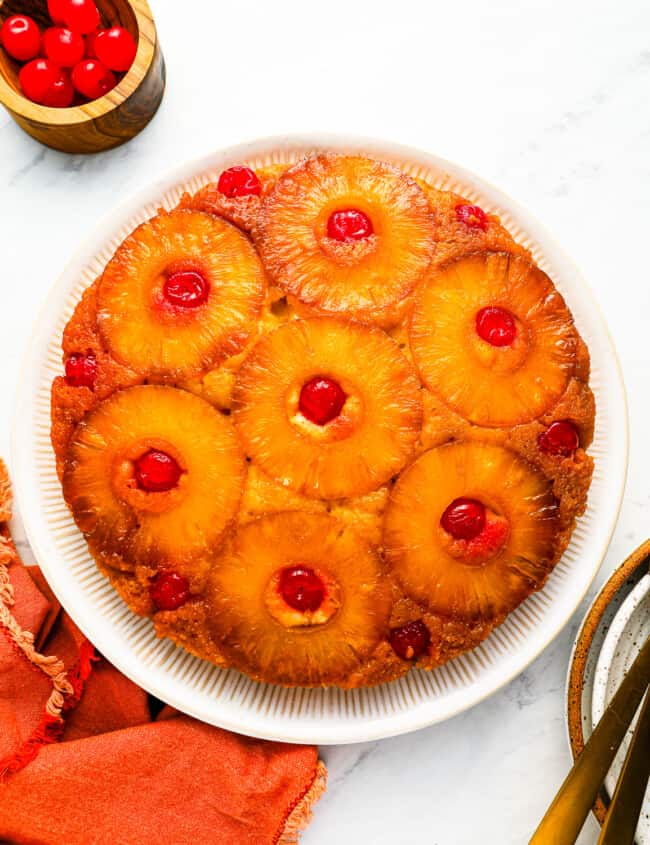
0;0;165;153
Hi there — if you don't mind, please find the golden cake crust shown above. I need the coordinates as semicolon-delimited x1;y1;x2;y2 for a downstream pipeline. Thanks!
51;154;595;688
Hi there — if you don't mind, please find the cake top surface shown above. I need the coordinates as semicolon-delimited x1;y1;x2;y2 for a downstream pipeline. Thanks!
51;153;595;688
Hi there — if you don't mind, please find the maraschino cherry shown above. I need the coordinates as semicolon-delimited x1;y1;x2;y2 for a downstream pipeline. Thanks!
62;0;100;35
441;497;486;541
149;571;190;611
389;620;431;660
327;209;373;242
279;566;325;612
217;166;262;199
48;0;68;26
476;306;517;347
46;69;75;106
1;15;41;62
538;420;580;456
19;59;59;105
299;376;346;425
65;351;97;388
42;26;85;67
94;25;137;72
71;58;116;99
163;270;209;308
134;450;182;492
20;59;75;107
455;204;488;231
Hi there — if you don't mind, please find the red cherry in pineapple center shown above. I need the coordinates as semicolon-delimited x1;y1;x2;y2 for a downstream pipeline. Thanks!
327;208;373;242
441;497;486;541
538;420;580;456
134;450;182;492
476;306;517;347
217;166;261;198
299;376;347;426
389;620;431;660
279;566;325;613
163;270;209;308
149;571;190;611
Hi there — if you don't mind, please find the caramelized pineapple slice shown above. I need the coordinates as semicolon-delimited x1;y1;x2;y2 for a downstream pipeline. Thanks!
384;441;561;625
62;385;244;565
97;209;266;380
257;155;435;327
207;511;392;686
233;317;423;499
409;251;579;426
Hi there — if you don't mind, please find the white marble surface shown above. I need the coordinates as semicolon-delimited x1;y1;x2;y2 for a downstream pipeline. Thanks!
1;0;649;841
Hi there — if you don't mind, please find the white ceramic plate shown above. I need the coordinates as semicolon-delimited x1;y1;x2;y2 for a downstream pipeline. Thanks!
12;135;628;744
592;574;650;842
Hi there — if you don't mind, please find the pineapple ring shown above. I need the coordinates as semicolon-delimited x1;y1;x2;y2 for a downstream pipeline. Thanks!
233;317;423;499
97;209;266;380
62;385;244;565
257;155;435;327
206;512;392;686
409;251;579;426
384;442;561;624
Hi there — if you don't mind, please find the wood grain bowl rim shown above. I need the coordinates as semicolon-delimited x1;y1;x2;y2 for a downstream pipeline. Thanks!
0;0;156;125
566;538;650;824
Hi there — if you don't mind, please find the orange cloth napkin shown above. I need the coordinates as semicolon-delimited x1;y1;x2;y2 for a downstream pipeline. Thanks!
0;470;325;844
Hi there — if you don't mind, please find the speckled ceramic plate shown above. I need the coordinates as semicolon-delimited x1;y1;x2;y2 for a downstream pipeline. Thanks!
567;539;650;836
12;135;628;744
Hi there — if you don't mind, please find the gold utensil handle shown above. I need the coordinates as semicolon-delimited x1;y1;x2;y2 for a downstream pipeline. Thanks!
529;636;650;844
598;687;650;844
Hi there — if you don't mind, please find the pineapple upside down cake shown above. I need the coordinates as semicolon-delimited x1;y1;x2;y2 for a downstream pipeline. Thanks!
51;153;595;688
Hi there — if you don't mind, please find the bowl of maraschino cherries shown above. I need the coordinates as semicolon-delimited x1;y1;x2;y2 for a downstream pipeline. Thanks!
0;0;136;107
